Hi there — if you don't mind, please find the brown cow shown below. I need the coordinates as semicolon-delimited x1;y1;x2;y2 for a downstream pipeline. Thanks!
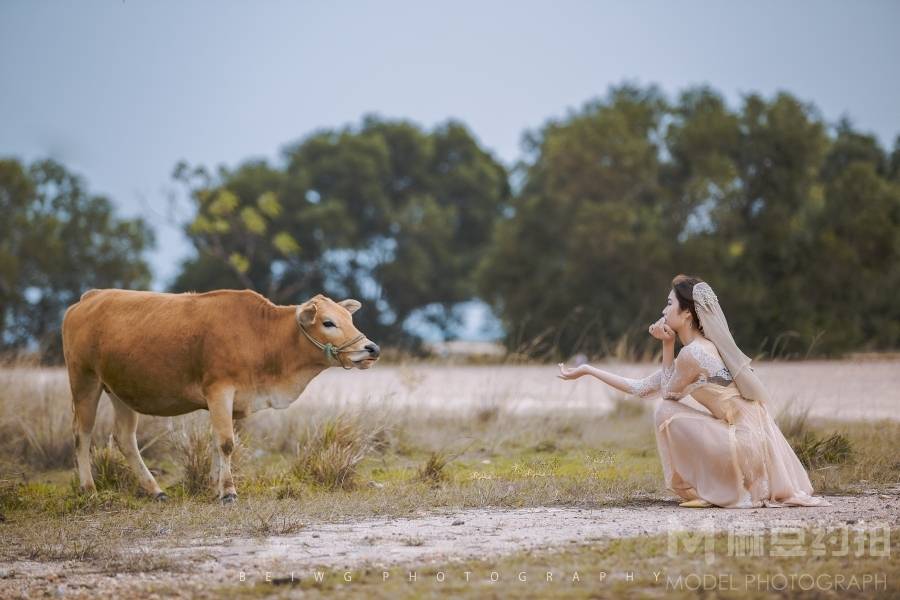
61;289;380;503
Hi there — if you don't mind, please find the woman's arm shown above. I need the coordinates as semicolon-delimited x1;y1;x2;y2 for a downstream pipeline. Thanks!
558;363;667;396
660;348;703;401
661;337;675;371
556;318;679;398
651;317;676;372
557;358;679;398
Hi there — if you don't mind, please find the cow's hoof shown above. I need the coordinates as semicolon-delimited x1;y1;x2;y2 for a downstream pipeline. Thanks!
154;492;169;502
221;493;237;505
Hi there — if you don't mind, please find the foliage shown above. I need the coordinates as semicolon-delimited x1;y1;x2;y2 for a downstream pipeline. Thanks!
477;85;900;358
4;84;900;358
0;159;154;361
171;116;511;347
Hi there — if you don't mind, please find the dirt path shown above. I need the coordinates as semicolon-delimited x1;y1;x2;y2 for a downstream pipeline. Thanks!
3;491;898;598
179;493;900;571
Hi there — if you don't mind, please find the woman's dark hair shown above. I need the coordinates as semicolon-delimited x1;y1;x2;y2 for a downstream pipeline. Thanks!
672;274;705;334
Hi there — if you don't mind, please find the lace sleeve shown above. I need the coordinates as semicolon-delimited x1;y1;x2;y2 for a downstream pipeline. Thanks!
623;364;676;398
661;348;703;400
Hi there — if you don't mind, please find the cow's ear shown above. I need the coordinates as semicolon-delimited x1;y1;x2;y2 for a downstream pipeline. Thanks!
296;301;318;327
339;299;361;314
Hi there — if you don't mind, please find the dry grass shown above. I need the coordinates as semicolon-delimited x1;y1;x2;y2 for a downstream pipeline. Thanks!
416;451;452;484
0;367;172;471
171;421;214;496
90;439;139;493
0;369;76;470
776;402;898;492
777;402;852;468
0;392;669;561
3;359;896;476
793;431;853;469
291;414;382;490
0;364;895;501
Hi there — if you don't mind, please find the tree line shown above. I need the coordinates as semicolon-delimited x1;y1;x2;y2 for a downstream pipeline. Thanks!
2;84;899;362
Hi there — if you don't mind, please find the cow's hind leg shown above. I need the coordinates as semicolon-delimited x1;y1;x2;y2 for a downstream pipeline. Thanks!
70;371;102;493
108;394;166;500
206;384;237;504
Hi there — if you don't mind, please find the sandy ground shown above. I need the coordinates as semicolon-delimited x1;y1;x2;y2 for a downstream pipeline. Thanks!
263;359;900;423
2;490;898;598
184;357;895;422
9;358;900;423
175;492;900;572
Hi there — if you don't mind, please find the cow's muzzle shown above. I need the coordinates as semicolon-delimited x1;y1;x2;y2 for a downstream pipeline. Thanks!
350;342;380;369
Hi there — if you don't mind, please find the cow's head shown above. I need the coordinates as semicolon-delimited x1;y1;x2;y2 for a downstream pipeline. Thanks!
295;294;380;369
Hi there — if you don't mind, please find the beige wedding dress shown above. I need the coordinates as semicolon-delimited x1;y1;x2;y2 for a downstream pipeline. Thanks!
625;341;830;508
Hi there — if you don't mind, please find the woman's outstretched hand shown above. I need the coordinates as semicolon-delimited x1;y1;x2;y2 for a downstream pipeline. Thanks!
649;317;676;342
557;363;585;380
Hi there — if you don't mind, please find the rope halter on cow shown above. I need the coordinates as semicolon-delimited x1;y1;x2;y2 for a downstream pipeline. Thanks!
297;322;365;370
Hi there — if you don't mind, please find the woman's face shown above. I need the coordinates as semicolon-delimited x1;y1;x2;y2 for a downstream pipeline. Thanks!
662;289;689;331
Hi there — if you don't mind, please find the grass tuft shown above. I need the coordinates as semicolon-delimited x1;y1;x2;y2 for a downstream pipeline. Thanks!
91;439;139;493
777;402;853;470
291;415;376;490
171;423;213;496
793;431;853;469
416;451;451;485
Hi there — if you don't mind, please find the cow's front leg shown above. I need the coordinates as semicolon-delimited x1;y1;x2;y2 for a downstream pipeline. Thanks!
206;384;237;504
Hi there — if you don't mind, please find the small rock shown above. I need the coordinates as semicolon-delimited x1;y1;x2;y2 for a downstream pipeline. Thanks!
367;481;385;489
312;534;319;538
451;520;464;526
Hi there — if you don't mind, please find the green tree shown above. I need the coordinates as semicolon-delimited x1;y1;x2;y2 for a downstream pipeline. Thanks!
478;85;900;359
478;85;674;357
805;162;900;352
172;116;510;345
0;158;154;360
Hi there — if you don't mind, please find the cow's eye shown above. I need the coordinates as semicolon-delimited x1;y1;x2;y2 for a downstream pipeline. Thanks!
323;320;336;328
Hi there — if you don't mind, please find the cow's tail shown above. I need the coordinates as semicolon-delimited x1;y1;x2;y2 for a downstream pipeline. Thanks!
62;289;102;358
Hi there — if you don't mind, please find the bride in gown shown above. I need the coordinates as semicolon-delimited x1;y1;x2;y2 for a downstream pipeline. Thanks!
557;274;830;509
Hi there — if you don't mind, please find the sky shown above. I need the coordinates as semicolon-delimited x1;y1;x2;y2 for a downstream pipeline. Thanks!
2;1;899;337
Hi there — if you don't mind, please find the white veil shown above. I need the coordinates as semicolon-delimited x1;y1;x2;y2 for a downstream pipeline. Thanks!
692;282;772;406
